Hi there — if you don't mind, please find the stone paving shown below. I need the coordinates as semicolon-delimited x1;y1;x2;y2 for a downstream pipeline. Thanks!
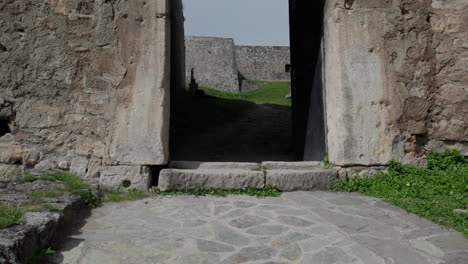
48;192;468;264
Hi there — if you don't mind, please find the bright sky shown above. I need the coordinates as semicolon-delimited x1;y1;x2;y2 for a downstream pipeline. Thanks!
182;0;290;46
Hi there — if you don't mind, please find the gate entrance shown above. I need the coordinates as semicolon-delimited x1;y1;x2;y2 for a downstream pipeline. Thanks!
169;0;326;162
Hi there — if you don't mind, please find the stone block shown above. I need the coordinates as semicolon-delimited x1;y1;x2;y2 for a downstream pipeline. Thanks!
185;36;240;93
432;0;468;10
158;169;264;191
70;157;89;178
109;0;170;165
0;144;23;164
0;164;22;183
99;166;151;191
346;167;388;178
265;169;337;191
261;161;322;170
169;161;260;170
22;150;41;167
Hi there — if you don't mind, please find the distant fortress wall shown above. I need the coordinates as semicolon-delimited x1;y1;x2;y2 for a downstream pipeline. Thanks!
235;45;291;82
185;36;291;93
185;36;240;93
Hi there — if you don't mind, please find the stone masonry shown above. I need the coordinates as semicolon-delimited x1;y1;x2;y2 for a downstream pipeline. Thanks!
185;36;240;93
236;45;291;82
185;36;291;93
0;0;466;190
0;0;174;190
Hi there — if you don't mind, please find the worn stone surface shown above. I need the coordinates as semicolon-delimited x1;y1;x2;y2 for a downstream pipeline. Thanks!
99;166;151;191
0;164;22;184
262;161;322;170
0;0;466;182
158;169;265;191
235;45;290;82
185;37;291;93
185;36;240;92
324;0;468;165
109;0;170;166
0;0;172;187
47;192;468;263
266;169;337;191
169;161;261;170
0;183;84;264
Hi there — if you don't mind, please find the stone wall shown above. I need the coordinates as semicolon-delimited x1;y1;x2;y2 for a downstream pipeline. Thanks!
236;46;290;81
185;36;240;93
0;0;466;190
324;0;467;166
185;37;291;93
0;0;172;190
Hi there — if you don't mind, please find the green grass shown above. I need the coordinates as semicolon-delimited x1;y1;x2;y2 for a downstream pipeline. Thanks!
333;149;468;236
322;156;335;169
200;81;291;107
102;189;148;203
28;190;64;199
159;185;282;198
0;205;25;229
22;171;100;208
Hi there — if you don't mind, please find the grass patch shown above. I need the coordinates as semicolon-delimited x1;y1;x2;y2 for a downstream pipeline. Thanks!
333;149;468;236
0;205;25;229
102;189;148;203
28;190;64;199
41;204;62;213
22;171;100;208
200;81;292;107
159;185;282;198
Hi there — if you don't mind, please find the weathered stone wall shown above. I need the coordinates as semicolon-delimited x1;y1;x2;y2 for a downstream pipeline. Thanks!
324;0;467;166
235;46;290;81
185;36;240;93
0;0;171;190
0;0;466;188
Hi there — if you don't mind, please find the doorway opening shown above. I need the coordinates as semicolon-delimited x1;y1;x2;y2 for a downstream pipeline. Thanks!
169;0;326;162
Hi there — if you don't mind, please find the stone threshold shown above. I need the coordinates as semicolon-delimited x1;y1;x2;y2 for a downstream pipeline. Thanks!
158;161;339;192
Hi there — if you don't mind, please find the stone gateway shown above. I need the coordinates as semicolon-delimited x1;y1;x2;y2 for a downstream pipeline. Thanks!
0;0;466;190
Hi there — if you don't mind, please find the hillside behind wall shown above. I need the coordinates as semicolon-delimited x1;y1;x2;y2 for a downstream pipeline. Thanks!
324;0;467;166
236;46;290;81
0;0;172;190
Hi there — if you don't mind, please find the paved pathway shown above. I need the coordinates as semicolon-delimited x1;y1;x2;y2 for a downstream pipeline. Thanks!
49;192;468;264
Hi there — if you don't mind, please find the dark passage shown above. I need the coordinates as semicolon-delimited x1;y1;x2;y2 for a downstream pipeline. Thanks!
170;87;293;162
289;0;327;161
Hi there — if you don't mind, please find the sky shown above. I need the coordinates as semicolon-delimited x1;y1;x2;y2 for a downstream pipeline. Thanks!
182;0;290;46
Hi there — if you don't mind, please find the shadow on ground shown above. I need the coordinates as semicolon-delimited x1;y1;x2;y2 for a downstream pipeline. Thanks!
171;90;293;162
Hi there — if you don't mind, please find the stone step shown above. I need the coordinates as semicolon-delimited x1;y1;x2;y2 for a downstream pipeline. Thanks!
158;169;264;191
266;169;337;191
261;161;323;170
158;164;338;192
168;161;261;170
